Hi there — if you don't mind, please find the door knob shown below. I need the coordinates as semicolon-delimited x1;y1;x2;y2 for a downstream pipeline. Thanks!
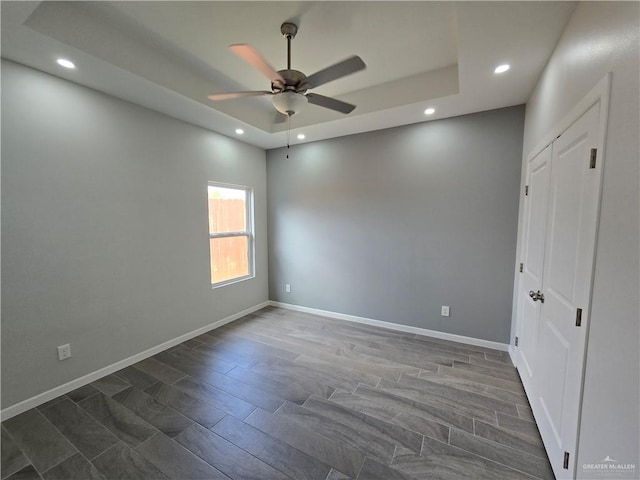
529;290;545;303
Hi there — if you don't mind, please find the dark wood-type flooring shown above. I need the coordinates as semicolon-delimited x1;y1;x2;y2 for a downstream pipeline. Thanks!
1;306;554;480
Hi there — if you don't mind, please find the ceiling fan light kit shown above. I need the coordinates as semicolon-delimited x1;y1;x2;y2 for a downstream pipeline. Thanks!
207;22;366;118
272;91;308;116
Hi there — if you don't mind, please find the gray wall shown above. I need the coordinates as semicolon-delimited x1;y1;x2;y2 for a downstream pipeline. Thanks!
513;2;639;474
1;60;269;409
267;106;524;344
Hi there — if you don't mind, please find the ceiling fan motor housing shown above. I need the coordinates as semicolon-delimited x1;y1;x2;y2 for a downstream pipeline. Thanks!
272;69;308;94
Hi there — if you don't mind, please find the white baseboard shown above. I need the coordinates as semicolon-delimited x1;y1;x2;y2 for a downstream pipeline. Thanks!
0;301;269;421
269;301;510;352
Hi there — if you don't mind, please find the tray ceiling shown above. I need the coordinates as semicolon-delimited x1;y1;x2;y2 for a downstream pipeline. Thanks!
1;1;575;148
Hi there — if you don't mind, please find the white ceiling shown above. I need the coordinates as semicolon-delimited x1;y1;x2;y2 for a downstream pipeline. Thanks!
1;1;575;149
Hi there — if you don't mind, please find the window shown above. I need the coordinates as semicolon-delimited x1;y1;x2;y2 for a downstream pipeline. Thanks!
207;182;254;287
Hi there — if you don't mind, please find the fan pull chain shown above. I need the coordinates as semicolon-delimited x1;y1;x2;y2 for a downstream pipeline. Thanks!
286;114;291;158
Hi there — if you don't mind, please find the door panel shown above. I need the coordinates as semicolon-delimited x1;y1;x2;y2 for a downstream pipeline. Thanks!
534;102;601;479
527;155;553;276
546;136;586;302
538;318;569;444
516;145;552;387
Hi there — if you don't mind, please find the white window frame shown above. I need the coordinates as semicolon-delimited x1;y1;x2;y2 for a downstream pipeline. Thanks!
207;181;255;288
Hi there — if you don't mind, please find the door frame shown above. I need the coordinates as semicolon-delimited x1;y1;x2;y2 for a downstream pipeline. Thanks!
512;73;611;478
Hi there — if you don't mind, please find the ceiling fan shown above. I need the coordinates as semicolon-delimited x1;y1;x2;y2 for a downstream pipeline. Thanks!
207;22;366;117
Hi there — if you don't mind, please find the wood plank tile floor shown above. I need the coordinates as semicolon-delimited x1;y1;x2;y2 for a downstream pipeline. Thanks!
1;307;554;480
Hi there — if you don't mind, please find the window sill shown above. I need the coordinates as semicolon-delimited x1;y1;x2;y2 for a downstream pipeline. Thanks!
211;274;255;290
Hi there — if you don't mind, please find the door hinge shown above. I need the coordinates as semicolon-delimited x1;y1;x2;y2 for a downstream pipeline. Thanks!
589;148;597;169
525;185;529;196
576;308;582;327
519;263;524;273
515;336;519;347
563;451;570;469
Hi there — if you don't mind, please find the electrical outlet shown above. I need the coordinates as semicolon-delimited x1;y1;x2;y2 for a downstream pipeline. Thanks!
57;344;71;361
441;306;450;317
285;284;291;293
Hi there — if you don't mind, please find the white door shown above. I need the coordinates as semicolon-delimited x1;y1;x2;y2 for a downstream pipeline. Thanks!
533;102;603;479
516;145;552;391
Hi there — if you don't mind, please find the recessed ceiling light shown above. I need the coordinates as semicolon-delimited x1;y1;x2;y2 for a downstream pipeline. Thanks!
297;134;305;140
56;58;75;69
235;128;244;135
424;108;436;115
494;64;510;74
